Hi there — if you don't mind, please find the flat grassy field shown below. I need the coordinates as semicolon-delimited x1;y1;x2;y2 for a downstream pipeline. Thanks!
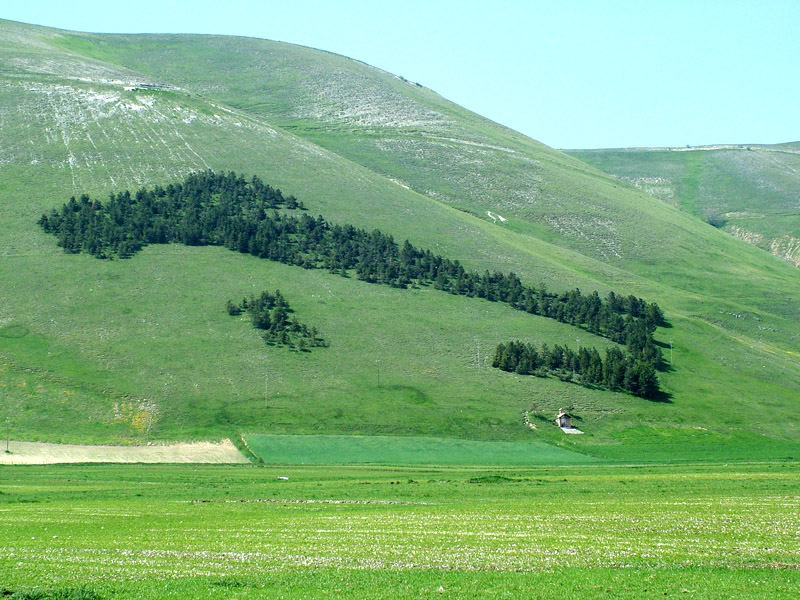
244;433;598;465
245;432;800;466
1;462;798;599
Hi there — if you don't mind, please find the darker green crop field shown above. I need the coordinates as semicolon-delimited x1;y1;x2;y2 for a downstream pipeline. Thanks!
244;433;598;465
1;462;798;599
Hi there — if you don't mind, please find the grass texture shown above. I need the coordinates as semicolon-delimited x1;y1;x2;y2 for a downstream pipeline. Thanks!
0;462;798;599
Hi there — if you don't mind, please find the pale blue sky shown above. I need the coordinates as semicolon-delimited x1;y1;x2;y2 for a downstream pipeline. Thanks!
5;1;799;148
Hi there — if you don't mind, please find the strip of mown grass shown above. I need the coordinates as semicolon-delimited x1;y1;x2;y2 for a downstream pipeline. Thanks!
0;463;798;599
244;433;598;465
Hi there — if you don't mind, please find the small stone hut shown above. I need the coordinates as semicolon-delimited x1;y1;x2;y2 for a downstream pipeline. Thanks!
555;410;572;428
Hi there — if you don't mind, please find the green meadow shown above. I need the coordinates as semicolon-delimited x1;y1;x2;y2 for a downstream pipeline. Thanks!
242;432;800;466
1;20;800;600
244;433;598;465
1;462;798;599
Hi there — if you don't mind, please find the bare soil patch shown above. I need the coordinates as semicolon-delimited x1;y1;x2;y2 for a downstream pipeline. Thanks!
0;439;248;464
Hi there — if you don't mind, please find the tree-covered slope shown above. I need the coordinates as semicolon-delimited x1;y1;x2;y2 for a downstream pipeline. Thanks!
567;144;800;266
46;28;800;351
1;19;799;459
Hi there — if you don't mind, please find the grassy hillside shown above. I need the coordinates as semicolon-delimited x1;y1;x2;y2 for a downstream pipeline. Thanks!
568;144;800;266
2;19;800;459
46;28;800;347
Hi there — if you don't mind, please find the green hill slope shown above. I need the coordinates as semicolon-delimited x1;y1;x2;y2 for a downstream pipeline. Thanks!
2;19;799;460
47;28;800;338
567;144;800;266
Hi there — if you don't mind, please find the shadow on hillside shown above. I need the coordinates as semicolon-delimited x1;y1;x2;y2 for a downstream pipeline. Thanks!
648;389;673;403
654;338;678;374
655;359;676;374
377;384;433;405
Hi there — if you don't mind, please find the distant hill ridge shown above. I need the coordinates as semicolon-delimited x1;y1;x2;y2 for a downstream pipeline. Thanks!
567;143;800;266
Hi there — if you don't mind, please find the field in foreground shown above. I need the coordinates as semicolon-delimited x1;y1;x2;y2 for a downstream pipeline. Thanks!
1;463;798;599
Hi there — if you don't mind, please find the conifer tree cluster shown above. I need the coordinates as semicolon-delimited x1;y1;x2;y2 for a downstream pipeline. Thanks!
39;171;666;394
492;340;659;399
38;171;303;259
227;290;326;351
